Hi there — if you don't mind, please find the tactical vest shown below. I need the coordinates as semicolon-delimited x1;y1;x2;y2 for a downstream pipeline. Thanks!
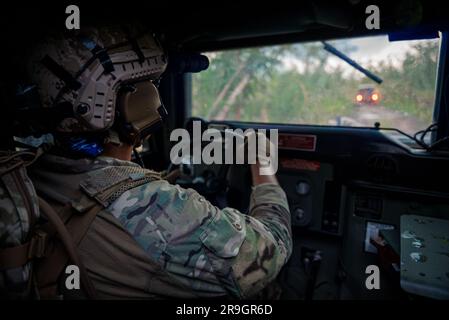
2;153;199;299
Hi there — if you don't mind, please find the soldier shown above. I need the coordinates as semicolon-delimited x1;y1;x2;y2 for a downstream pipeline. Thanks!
16;24;292;299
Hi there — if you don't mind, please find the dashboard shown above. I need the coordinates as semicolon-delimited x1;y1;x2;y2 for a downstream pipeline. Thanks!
172;119;449;298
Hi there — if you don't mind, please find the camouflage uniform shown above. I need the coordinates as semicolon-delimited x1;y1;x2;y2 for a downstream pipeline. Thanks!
0;151;40;298
4;24;291;299
30;153;292;299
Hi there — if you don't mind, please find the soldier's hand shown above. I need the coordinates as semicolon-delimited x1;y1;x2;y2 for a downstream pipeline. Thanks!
248;131;279;186
251;161;279;186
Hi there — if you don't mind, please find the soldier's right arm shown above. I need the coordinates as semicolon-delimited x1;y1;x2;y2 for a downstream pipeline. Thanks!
208;182;292;298
108;168;292;298
199;162;292;298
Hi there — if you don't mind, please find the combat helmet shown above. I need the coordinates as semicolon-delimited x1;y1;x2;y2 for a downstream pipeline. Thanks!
18;24;168;147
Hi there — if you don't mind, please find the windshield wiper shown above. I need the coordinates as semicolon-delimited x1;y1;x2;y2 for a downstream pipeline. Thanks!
322;41;383;84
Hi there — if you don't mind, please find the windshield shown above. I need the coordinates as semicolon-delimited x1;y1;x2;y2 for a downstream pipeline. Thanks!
191;35;440;135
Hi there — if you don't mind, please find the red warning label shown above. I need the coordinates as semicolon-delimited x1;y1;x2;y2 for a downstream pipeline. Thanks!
278;134;316;151
281;158;321;172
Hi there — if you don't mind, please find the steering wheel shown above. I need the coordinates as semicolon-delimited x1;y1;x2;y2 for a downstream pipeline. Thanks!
183;117;253;212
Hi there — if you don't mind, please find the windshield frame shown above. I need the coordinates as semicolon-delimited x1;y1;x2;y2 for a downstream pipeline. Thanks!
189;33;443;139
433;31;449;146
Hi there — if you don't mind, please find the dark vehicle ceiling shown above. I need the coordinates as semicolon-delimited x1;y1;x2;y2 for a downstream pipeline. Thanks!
2;0;448;53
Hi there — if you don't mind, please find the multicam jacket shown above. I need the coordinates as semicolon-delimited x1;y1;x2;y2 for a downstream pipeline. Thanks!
29;154;292;299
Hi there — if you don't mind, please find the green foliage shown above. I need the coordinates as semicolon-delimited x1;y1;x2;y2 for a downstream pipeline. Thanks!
370;41;439;121
192;38;439;132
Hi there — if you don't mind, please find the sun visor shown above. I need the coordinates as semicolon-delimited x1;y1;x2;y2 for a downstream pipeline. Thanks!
388;28;440;42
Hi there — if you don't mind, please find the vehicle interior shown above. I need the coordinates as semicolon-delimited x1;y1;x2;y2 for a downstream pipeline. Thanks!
1;0;449;300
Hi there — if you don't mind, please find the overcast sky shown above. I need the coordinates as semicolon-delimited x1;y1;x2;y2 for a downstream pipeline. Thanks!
284;35;440;78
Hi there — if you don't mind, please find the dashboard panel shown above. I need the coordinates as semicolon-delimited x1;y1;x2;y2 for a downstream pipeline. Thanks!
176;119;449;299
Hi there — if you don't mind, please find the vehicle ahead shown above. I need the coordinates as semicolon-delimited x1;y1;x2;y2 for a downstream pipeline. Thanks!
355;84;381;106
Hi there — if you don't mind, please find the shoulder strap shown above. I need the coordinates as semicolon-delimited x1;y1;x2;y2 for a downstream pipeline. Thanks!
31;161;161;299
0;230;47;269
35;198;102;299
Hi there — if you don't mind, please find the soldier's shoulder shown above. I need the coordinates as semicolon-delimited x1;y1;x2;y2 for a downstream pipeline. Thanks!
108;179;217;232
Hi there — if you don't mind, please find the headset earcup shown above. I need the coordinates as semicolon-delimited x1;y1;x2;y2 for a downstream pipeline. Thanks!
115;81;166;145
